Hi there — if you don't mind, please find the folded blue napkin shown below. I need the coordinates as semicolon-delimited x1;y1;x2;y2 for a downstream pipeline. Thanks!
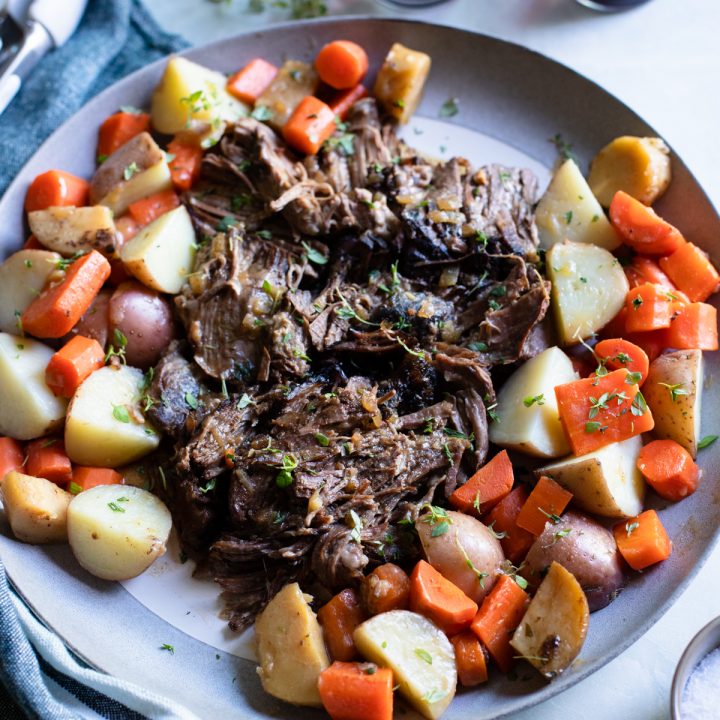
0;2;188;717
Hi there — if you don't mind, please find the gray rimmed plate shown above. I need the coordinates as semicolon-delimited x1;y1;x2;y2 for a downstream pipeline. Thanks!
1;17;719;720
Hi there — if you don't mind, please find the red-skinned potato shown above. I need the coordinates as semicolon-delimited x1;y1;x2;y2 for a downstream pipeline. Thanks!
108;281;175;368
416;509;504;604
521;511;624;612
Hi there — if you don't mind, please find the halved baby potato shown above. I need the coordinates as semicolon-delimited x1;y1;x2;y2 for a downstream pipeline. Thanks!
511;561;589;679
65;365;160;467
489;346;577;458
536;159;620;251
120;205;197;294
67;485;172;580
354;609;456;719
2;470;71;544
537;435;645;519
547;240;629;345
374;43;432;124
28;205;117;257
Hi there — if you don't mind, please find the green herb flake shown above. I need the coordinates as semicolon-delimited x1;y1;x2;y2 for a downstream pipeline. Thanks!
302;241;328;265
422;689;447;704
315;432;330;447
112;405;130;423
200;478;217;494
414;648;433;665
514;574;529;590
69;482;82;495
625;371;643;385
238;393;255;409
523;394;545;407
160;643;175;654
468;341;488;352
439;97;459;118
107;501;126;513
431;521;450;537
123;162;140;181
251;105;273;122
564;210;573;225
658;382;688;402
626;520;639;536
184;392;199;410
698;435;719;450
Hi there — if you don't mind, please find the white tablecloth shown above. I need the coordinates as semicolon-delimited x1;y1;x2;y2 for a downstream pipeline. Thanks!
142;1;720;717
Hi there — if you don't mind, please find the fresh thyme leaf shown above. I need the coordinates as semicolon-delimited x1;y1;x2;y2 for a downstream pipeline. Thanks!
107;501;126;513
250;105;273;121
315;432;330;447
199;478;216;494
564;210;573;225
302;241;328;265
237;393;255;409
549;133;577;162
698;435;719;450
184;391;199;410
468;341;488;352
160;643;175;654
625;371;643;385
69;482;82;495
216;215;237;232
123;162;139;181
431;521;450;537
658;382;688;402
349;509;363;543
439;97;459;118
414;648;433;665
523;394;545;407
112;405;130;423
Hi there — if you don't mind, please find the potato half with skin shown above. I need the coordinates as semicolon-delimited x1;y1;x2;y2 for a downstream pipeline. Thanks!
589;136;671;207
374;43;431;123
489;346;577;458
537;435;645;519
67;485;171;580
511;561;589;679
0;333;68;440
0;249;62;334
28;205;117;257
2;471;71;544
643;349;703;458
416;509;504;604
521;511;624;612
65;365;160;467
354;609;456;720
255;582;330;707
547;240;629;345
120;205;196;294
536;159;620;251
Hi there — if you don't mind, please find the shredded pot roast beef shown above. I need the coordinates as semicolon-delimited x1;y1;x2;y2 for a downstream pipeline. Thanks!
146;98;550;630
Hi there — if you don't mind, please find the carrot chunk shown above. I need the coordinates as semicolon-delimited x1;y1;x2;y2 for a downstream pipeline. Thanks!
625;255;689;301
127;189;180;226
451;631;489;686
449;449;514;516
515;476;573;536
555;368;654;456
45;335;105;398
470;574;529;673
659;241;720;303
315;40;369;90
71;466;124;492
23;235;43;250
317;589;365;662
637;439;699;501
0;437;24;483
484;486;535;564
283;96;337;155
594;338;650;385
609;190;685;255
25;170;89;212
613;509;672;570
409;559;478;636
167;136;204;192
318;661;393;720
327;84;368;120
21;250;111;339
97;111;151;159
360;563;411;616
625;283;674;333
226;58;278;104
26;438;72;485
665;302;718;350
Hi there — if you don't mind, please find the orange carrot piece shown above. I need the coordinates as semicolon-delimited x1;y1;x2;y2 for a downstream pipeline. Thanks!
115;215;141;247
625;283;674;332
594;338;650;384
360;563;411;616
226;58;278;104
515;476;573;536
613;509;672;571
623;329;667;363
0;437;24;483
665;302;718;350
25;438;72;486
315;40;369;90
97;112;151;159
283;96;337;155
328;84;368;120
317;589;365;662
555;368;654;456
659;241;720;303
318;661;393;720
167;136;204;192
484;486;535;565
637;439;699;502
45;335;105;398
609;191;685;255
449;449;514;516
71;466;123;493
23;235;43;250
127;189;180;226
21;250;111;339
25;170;89;212
451;631;489;687
626;256;690;301
470;574;529;673
409;559;478;636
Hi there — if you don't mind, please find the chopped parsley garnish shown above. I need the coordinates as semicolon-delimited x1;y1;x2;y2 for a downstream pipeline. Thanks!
523;394;545;407
415;648;433;664
112;405;130;423
349;509;363;543
250;105;273;121
275;453;298;488
160;643;175;654
549;133;576;162
315;432;330;447
107;501;126;513
123;162;140;181
302;241;328;265
468;341;489;352
439;97;459;118
184;391;199;410
216;215;238;232
69;482;82;495
199;478;216;494
237;393;255;409
564;210;573;225
698;435;718;450
625;371;643;385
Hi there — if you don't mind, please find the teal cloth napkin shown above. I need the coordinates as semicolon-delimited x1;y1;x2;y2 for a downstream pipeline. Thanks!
0;2;188;717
